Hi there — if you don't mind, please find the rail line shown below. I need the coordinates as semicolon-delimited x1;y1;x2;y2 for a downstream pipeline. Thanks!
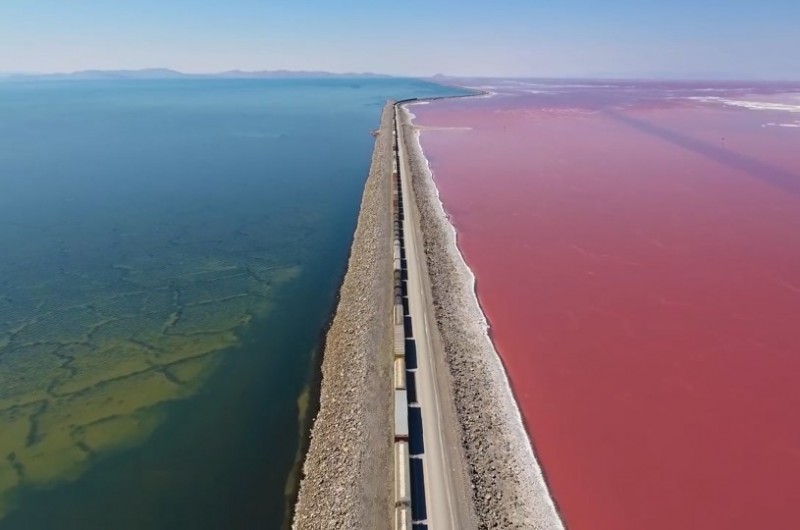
391;101;468;530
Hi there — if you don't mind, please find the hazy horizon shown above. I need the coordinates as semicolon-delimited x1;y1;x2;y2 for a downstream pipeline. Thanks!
2;1;799;81
3;68;800;84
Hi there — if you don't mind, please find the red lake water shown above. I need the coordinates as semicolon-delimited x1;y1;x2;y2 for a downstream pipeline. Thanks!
410;81;800;530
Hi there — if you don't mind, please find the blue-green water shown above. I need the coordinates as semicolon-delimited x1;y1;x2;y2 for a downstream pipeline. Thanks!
0;78;463;529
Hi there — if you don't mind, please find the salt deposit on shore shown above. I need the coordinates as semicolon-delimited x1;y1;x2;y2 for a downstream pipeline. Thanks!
400;104;564;530
293;104;395;530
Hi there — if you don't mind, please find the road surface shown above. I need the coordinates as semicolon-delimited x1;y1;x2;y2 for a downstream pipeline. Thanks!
394;104;474;530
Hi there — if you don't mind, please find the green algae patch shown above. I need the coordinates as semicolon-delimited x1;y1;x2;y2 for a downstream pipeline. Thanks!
80;407;166;456
168;351;223;385
0;262;301;519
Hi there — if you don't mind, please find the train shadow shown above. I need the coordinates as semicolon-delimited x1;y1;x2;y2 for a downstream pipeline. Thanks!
409;457;427;524
405;339;417;369
606;109;800;197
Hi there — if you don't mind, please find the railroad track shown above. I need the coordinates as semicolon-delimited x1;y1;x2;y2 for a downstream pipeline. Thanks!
391;102;469;530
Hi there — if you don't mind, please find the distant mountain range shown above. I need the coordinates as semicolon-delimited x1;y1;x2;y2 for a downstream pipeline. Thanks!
0;68;395;80
2;69;796;83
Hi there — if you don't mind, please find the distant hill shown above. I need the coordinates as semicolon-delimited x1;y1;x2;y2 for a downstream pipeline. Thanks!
215;69;393;79
2;68;394;80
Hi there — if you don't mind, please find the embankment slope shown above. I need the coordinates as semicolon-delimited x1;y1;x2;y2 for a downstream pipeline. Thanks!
293;104;395;530
400;105;564;530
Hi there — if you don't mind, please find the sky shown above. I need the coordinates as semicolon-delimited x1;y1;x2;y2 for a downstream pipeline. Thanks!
1;0;799;79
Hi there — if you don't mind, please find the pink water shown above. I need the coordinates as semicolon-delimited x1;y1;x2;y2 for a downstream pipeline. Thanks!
411;81;800;530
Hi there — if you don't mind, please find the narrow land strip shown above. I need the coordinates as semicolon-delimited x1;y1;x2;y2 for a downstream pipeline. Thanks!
395;104;478;530
294;97;562;530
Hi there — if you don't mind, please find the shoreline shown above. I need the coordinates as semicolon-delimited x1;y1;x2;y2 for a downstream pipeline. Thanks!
292;103;395;530
280;286;343;529
400;103;565;529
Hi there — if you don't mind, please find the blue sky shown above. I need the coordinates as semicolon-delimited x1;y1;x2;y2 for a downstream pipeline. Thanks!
1;0;798;79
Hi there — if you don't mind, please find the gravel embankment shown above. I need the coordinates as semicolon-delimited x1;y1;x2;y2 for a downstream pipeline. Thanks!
400;106;565;530
293;104;395;530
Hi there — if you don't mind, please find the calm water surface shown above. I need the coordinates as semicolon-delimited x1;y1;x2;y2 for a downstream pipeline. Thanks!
412;80;800;530
0;78;463;529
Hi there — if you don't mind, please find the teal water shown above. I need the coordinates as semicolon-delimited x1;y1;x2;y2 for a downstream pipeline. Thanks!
0;78;464;529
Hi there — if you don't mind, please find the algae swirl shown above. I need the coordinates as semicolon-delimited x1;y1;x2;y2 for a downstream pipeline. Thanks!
0;255;298;517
